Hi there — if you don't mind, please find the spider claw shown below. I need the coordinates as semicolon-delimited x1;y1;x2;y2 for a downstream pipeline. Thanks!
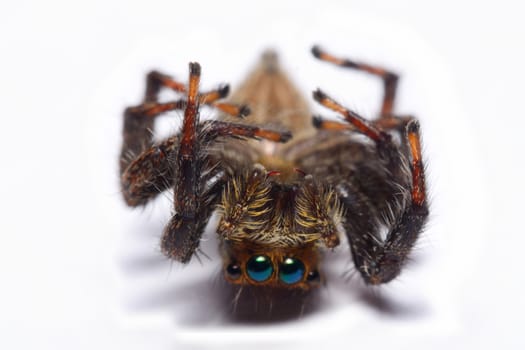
312;88;328;103
311;45;322;58
312;115;323;128
280;130;292;143
189;62;201;76
406;119;420;133
238;105;251;118
218;84;230;98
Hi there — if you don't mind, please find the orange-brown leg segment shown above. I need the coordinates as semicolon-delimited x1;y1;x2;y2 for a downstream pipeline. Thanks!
174;63;201;220
202;120;292;143
312;45;399;117
200;85;251;118
145;70;186;103
406;120;427;207
313;89;388;143
312;115;356;132
126;89;249;120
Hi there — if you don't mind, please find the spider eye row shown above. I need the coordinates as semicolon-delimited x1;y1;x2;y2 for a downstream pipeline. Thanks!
227;255;316;285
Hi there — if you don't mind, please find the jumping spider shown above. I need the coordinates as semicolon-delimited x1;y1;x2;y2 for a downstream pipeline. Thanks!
119;46;429;291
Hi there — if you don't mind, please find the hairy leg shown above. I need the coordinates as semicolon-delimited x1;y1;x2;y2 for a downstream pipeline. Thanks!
120;67;253;206
313;92;428;284
348;120;428;284
160;63;293;262
312;45;399;117
120;72;249;175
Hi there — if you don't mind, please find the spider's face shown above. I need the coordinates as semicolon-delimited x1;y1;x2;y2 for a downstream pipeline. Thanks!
221;241;321;290
215;167;344;289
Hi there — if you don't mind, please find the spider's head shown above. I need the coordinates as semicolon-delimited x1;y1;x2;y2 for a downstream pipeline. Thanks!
216;166;344;289
221;241;321;290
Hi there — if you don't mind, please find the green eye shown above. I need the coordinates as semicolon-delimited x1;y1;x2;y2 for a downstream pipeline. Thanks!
246;255;273;282
279;257;305;284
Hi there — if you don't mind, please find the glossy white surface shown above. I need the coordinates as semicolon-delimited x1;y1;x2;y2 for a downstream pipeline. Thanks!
0;1;522;349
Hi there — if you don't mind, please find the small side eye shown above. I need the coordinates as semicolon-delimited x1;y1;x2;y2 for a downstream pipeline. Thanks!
306;270;320;283
279;257;305;284
246;255;273;282
226;262;242;280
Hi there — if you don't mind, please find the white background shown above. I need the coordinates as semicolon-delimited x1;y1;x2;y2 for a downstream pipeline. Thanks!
1;1;524;349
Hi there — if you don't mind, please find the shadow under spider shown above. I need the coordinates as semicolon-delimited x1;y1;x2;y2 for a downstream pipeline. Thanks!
119;217;428;324
326;258;430;318
220;282;322;324
123;265;322;325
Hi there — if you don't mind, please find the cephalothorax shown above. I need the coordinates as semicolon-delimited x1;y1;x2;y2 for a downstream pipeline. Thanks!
119;47;429;291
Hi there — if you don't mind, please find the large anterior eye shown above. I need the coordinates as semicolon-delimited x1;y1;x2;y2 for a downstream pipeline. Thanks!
246;255;273;282
279;257;305;284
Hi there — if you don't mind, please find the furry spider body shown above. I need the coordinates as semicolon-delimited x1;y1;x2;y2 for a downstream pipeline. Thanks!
119;47;429;291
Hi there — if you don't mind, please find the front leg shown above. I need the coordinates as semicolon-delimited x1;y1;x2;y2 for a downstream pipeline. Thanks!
343;120;429;284
313;91;428;284
160;63;292;263
161;63;204;262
